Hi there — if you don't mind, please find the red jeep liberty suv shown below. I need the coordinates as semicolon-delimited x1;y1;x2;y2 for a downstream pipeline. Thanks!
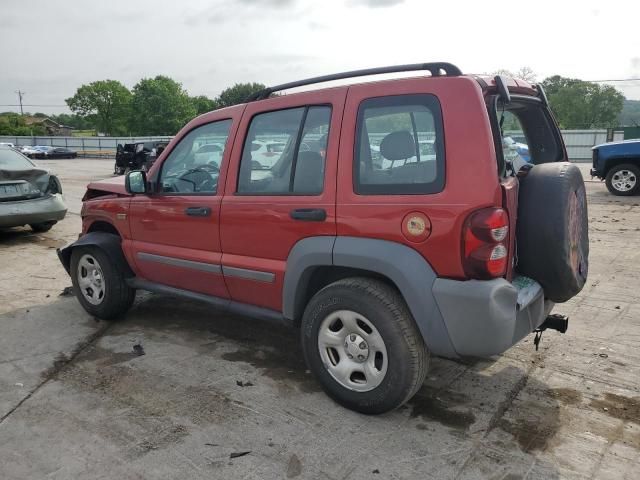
58;63;589;414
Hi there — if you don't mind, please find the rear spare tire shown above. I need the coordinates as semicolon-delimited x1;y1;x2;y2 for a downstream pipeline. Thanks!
516;162;589;303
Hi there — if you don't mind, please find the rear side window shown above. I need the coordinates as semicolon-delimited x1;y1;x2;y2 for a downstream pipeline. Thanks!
354;94;444;195
238;106;331;195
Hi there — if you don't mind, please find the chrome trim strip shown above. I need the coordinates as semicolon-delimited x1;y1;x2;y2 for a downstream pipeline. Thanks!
137;252;222;274
222;265;275;283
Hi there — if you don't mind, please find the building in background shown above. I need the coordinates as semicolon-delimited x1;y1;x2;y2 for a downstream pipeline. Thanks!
23;116;73;136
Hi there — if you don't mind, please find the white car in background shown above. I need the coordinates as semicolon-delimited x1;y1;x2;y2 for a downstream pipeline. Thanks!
250;140;286;168
193;143;224;168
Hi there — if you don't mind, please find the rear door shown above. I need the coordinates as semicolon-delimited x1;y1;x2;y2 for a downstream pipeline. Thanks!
128;111;241;298
220;89;346;312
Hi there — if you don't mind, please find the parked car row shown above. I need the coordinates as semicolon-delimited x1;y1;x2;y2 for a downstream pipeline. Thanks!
19;145;78;159
0;143;78;159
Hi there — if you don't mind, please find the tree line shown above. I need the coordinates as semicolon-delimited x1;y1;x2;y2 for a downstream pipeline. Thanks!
1;69;636;137
63;77;266;136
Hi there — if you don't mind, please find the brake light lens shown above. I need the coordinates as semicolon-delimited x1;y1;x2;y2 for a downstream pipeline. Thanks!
463;208;509;279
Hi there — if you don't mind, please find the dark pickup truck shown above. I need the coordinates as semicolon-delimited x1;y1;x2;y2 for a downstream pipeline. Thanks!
591;139;640;195
114;141;169;175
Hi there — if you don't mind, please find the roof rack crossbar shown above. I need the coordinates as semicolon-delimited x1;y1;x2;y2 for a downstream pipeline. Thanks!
246;62;462;102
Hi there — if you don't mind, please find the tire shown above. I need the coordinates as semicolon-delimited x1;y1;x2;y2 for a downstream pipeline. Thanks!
301;277;429;414
30;221;55;232
517;162;589;303
70;246;135;320
605;163;639;196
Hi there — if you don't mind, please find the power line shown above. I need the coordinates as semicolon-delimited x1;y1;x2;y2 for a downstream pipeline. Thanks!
0;104;67;107
588;78;640;83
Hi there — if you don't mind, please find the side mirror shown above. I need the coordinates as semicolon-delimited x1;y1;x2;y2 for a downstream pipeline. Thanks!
125;170;147;194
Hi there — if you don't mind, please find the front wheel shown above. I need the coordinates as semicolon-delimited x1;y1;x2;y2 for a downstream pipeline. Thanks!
301;277;429;414
605;164;639;196
70;246;135;319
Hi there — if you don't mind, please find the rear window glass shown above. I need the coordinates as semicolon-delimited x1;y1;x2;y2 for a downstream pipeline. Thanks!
0;148;35;169
354;94;445;195
492;96;564;175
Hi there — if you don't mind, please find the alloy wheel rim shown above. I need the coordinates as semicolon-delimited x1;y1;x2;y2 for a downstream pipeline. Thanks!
612;170;637;192
77;254;106;305
317;310;388;392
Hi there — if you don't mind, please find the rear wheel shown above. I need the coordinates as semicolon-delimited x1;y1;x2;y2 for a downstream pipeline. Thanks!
301;277;429;414
605;164;639;196
70;246;135;319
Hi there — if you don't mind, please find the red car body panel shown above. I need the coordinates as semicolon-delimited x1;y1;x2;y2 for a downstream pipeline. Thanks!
85;175;129;197
126;105;245;299
219;87;347;311
79;73;545;310
336;76;502;279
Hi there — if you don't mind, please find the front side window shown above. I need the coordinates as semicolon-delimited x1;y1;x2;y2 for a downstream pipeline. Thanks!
159;119;232;194
355;95;444;195
238;106;331;195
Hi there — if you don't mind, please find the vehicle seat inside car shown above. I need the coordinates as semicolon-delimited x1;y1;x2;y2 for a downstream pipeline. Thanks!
293;150;324;194
363;130;437;184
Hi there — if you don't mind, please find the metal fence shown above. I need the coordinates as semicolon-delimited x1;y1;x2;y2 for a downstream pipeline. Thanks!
0;130;627;162
0;135;172;158
561;130;624;161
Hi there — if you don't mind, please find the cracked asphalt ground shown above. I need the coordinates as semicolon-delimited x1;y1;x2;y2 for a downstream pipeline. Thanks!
1;159;639;479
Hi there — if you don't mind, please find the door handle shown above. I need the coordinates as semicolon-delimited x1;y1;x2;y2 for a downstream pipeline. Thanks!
290;208;327;221
185;206;211;217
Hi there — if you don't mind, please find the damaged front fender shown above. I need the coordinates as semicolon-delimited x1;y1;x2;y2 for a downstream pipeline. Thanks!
57;232;134;277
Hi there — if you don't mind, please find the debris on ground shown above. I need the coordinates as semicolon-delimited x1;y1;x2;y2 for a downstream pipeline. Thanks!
132;344;145;356
230;451;251;459
59;286;74;297
236;380;254;387
204;443;219;447
14;383;23;387
372;469;380;474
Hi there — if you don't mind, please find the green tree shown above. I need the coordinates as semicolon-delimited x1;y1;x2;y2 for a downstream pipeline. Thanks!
619;99;640;126
129;76;196;135
541;76;625;128
216;82;266;108
493;67;537;82
190;95;218;115
0;113;46;135
65;80;131;135
50;113;93;130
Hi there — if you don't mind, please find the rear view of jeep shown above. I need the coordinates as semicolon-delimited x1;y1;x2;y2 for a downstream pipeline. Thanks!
59;63;589;414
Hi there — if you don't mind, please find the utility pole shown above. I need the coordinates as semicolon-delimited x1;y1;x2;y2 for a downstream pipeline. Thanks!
15;90;25;115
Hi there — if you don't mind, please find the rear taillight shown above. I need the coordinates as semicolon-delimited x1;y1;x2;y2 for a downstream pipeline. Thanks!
463;207;509;279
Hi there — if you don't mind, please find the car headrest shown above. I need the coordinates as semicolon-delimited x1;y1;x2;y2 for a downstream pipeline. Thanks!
380;130;416;161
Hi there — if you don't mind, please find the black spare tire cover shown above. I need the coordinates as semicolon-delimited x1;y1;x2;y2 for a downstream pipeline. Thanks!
516;162;589;303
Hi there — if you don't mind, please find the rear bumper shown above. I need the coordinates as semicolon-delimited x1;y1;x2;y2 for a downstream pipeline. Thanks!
0;194;67;228
432;276;554;358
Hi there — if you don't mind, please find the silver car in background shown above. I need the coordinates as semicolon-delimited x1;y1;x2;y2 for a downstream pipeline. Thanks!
0;146;67;232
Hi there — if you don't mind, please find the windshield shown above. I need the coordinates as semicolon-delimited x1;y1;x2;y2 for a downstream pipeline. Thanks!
0;148;35;169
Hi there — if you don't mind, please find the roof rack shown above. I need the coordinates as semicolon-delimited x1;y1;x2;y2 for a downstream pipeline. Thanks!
246;62;463;102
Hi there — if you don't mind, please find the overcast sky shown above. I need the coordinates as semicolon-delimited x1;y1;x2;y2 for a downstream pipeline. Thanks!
2;0;639;115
